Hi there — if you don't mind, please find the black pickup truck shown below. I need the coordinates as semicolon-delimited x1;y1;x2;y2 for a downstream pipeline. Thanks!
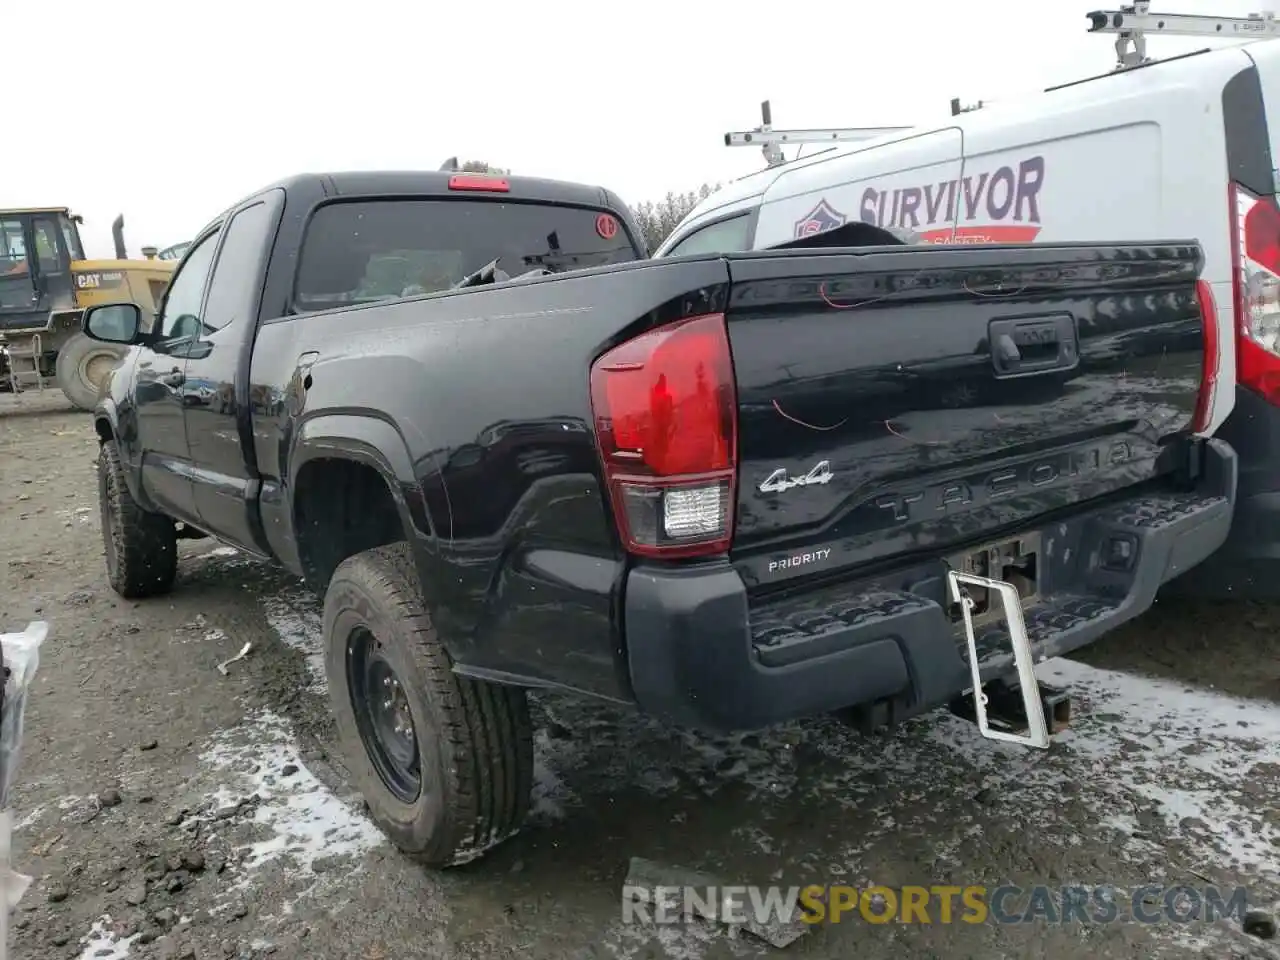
82;170;1236;867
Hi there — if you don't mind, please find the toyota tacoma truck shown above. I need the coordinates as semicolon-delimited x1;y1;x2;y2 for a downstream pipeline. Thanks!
81;170;1235;867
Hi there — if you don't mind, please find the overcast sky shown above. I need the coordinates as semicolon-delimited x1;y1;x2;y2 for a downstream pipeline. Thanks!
4;0;1266;258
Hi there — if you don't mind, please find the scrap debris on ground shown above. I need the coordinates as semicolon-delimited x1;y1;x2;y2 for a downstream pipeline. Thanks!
1;391;1279;960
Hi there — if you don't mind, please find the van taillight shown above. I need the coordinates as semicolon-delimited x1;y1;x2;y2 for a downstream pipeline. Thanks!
1231;183;1280;404
589;313;737;558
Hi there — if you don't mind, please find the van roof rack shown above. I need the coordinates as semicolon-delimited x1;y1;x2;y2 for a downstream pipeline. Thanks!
1087;2;1280;67
725;8;1280;171
722;100;911;168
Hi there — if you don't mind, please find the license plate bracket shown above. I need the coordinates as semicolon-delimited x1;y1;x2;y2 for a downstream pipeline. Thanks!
947;568;1050;749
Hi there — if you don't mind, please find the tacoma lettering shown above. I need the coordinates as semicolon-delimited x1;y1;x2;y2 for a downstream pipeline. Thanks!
876;442;1132;522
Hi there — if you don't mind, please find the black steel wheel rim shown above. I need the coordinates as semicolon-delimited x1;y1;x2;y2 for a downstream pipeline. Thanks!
347;626;422;803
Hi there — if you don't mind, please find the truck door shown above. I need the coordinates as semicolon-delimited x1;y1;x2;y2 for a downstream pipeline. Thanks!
29;213;76;312
753;127;964;248
0;213;78;333
182;190;284;556
132;229;221;526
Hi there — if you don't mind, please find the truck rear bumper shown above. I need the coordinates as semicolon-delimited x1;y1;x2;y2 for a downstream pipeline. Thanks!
624;439;1237;732
1165;389;1280;598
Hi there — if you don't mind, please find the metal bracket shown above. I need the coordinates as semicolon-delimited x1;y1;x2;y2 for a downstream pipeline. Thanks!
947;569;1050;749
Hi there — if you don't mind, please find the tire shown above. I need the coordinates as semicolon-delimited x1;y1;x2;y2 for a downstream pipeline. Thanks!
57;333;126;412
324;543;533;867
98;440;178;598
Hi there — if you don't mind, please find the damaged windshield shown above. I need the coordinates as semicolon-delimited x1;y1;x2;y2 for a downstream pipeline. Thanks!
293;198;640;311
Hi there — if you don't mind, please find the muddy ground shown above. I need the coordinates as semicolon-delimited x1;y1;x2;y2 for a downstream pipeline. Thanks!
1;390;1279;960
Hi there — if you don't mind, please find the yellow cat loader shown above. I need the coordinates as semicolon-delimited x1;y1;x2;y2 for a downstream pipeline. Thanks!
0;208;174;410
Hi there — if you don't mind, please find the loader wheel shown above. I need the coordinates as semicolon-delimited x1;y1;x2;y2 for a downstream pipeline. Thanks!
98;439;178;599
324;542;533;867
57;333;125;412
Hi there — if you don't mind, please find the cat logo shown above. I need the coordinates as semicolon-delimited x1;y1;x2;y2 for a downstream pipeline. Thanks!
74;271;126;291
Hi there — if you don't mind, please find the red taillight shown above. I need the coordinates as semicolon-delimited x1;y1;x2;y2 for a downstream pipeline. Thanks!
448;174;510;193
1231;183;1280;403
1194;278;1219;433
590;314;737;558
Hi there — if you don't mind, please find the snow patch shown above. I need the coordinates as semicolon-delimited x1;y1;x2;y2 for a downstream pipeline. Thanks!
1030;659;1280;873
261;589;326;691
199;709;383;883
76;915;139;960
56;506;93;527
530;659;1279;958
594;916;741;960
530;727;579;822
15;803;45;832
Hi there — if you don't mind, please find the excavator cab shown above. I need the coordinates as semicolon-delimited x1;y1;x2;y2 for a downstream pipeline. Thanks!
0;208;83;333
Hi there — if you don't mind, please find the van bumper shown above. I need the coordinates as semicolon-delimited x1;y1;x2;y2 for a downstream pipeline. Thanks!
1165;388;1280;598
624;439;1237;732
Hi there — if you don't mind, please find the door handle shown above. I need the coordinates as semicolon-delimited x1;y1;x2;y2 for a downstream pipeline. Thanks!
989;315;1079;379
160;368;184;387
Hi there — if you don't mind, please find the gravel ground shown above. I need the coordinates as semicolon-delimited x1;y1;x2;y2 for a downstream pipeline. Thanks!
1;390;1279;960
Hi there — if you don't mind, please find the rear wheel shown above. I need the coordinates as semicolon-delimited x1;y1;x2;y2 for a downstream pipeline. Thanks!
324;543;533;867
98;439;178;598
57;333;125;412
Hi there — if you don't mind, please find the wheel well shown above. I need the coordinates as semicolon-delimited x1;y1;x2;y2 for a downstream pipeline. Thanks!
294;458;406;593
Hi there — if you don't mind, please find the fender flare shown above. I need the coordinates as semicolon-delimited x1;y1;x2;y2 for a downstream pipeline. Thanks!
288;413;432;540
93;398;152;510
93;397;121;442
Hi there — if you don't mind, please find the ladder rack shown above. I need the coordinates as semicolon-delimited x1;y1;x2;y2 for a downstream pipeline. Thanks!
724;6;1280;171
722;101;910;168
1088;2;1280;67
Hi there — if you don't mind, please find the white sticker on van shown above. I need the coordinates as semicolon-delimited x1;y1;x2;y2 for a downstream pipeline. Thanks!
859;155;1045;244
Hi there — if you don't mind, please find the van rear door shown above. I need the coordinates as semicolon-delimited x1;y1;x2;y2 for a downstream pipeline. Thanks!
754;128;963;247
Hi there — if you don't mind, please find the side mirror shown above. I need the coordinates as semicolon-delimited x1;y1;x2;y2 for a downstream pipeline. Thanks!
83;303;143;345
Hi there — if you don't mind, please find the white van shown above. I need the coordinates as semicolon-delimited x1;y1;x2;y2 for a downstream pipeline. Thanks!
656;40;1280;598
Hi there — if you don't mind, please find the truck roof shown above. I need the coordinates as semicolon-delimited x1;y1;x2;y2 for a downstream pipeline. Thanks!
201;170;635;244
1;206;71;215
252;170;620;209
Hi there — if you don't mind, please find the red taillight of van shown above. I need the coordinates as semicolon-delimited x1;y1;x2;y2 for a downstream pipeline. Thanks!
1230;183;1280;404
589;314;738;558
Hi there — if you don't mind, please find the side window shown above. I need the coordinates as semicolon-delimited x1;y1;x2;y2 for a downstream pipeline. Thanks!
155;232;220;347
0;219;28;272
664;215;752;258
202;199;276;332
61;220;84;261
32;218;63;273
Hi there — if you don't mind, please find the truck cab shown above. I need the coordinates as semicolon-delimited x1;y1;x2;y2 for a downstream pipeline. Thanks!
0;207;84;333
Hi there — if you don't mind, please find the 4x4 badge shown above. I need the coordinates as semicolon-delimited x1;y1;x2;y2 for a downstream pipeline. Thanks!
758;460;834;494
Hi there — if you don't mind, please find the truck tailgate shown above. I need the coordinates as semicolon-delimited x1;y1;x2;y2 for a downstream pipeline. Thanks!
725;242;1211;591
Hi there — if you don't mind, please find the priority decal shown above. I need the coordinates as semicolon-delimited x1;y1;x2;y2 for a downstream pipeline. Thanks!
794;199;846;239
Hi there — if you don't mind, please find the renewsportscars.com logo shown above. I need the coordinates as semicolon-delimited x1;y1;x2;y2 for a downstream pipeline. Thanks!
622;882;1253;928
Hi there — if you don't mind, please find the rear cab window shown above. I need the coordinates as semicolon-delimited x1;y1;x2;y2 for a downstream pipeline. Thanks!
293;199;642;311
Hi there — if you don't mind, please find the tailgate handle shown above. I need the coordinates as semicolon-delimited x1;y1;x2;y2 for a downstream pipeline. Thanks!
989;315;1078;378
